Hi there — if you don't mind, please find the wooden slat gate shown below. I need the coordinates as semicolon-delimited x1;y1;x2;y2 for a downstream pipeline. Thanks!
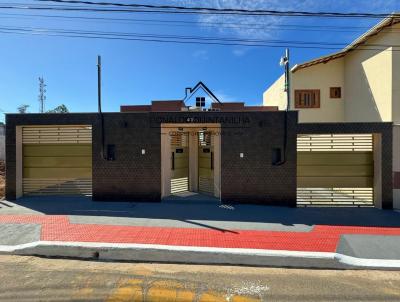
297;134;374;207
170;132;189;194
198;131;214;195
22;126;92;196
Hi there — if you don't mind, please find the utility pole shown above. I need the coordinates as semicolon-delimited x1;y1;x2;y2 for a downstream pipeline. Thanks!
38;77;46;113
280;48;290;110
275;48;290;166
97;55;105;160
97;56;102;113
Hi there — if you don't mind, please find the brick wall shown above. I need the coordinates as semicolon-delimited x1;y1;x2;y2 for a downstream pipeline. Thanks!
220;112;297;206
6;112;392;208
92;113;161;201
151;111;298;206
6;112;298;205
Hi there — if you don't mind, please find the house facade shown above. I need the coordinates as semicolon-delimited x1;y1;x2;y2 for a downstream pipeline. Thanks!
264;15;400;209
5;84;393;209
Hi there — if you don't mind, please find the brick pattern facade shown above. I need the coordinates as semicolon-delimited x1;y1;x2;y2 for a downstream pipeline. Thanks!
92;113;161;201
5;113;393;209
219;112;297;206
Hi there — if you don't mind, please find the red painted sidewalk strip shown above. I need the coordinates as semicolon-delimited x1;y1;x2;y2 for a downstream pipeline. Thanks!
1;215;400;252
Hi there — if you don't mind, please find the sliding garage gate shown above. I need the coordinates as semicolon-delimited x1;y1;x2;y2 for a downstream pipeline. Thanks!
297;134;374;207
22;126;92;196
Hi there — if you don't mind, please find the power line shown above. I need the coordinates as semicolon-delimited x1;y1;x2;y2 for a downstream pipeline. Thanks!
0;25;361;45
1;25;400;51
0;11;373;29
38;0;399;19
2;24;400;47
0;2;396;19
0;12;387;33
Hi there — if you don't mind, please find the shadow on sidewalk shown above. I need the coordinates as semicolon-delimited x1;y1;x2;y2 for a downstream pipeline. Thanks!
3;194;400;228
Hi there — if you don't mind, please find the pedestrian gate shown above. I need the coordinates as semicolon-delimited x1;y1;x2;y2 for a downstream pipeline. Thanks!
170;132;189;193
198;131;214;195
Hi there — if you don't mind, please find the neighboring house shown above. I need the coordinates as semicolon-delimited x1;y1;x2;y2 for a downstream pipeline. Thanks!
0;123;5;161
264;14;400;209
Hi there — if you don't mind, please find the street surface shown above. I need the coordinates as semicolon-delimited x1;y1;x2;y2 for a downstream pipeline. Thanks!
0;255;399;301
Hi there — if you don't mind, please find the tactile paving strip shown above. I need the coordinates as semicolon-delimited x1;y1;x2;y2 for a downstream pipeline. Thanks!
0;215;399;252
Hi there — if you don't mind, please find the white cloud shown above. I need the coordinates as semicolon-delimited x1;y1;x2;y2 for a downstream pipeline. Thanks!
174;0;400;40
174;0;314;39
192;49;209;60
232;47;248;57
214;91;240;103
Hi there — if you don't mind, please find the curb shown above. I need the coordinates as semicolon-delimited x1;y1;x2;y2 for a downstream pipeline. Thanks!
1;241;400;270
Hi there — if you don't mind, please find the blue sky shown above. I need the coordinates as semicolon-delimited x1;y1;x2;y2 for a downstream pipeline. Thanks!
0;0;399;122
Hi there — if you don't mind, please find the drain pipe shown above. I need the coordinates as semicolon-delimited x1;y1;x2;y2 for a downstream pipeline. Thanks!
97;55;105;160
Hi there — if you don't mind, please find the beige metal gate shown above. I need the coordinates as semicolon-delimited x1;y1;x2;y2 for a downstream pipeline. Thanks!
297;134;374;207
198;131;214;195
22;126;92;196
170;132;189;193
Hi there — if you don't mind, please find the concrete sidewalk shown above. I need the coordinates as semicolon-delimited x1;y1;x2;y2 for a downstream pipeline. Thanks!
1;196;400;269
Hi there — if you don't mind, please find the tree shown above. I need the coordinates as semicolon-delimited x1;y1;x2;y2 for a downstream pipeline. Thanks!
17;104;29;114
47;104;69;113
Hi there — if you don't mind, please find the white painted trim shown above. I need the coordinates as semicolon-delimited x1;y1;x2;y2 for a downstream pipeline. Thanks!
335;254;400;268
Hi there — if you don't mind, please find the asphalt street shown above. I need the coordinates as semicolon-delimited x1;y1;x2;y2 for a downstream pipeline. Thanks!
0;255;399;301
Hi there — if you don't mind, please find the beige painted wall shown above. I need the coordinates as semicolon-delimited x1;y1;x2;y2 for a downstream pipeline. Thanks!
290;58;345;123
263;59;346;123
264;24;400;124
392;24;400;123
344;34;395;122
263;74;287;110
160;126;171;198
211;132;221;199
